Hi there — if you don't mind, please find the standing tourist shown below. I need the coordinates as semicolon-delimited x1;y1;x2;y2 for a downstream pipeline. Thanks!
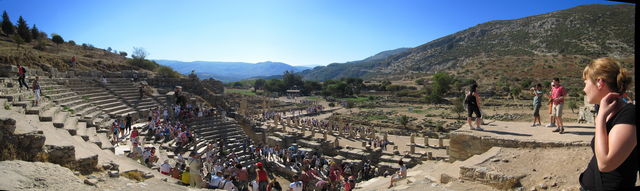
256;162;269;191
465;84;483;131
546;81;557;128
530;83;543;127
578;57;636;190
550;78;567;134
32;76;40;106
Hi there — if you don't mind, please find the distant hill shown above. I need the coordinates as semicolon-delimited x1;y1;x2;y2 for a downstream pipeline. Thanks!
155;60;310;82
298;48;411;81
299;4;635;84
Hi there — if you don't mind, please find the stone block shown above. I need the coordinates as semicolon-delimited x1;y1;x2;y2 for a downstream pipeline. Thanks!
108;171;120;178
440;173;456;184
84;178;98;186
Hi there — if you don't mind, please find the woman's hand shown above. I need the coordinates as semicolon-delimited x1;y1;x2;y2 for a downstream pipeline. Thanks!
598;92;621;118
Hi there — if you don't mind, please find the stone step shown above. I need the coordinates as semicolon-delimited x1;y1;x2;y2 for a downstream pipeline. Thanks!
114;90;139;96
63;116;79;135
81;108;102;121
69;102;93;115
96;132;115;152
39;106;59;121
58;98;85;108
40;88;67;96
52;111;70;128
46;92;76;100
102;104;131;114
12;101;30;108
109;108;136;117
76;106;98;118
92;98;122;108
70;87;104;94
25;101;53;115
0;91;31;102
85;127;97;142
76;122;89;141
83;94;114;101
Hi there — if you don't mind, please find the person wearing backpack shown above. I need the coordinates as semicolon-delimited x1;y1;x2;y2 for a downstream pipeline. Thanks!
16;64;29;90
578;58;637;190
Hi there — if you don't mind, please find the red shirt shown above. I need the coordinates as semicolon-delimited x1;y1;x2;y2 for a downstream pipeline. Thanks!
551;85;567;105
131;130;139;138
257;169;268;182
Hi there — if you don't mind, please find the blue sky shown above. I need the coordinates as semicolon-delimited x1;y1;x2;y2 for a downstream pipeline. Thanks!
0;0;628;66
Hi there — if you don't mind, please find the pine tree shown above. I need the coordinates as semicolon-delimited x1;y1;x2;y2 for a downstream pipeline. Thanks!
31;24;39;40
16;16;31;43
1;11;14;35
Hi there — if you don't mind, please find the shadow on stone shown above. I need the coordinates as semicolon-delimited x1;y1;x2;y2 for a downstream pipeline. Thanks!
482;130;532;137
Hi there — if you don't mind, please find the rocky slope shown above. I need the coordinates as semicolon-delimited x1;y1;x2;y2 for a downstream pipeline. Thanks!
300;4;635;82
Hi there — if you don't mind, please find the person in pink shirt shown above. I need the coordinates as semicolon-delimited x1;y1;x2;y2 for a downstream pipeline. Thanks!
550;78;567;134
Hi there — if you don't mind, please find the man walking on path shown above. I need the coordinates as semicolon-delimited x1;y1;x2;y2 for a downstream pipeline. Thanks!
550;78;567;134
16;64;29;90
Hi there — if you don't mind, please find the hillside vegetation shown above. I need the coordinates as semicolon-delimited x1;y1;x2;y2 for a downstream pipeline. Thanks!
0;10;180;77
299;4;635;90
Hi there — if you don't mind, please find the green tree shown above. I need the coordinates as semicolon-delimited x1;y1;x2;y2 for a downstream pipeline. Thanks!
568;99;579;114
51;33;64;46
344;78;364;95
398;115;410;129
12;34;23;50
511;86;521;99
16;16;31;43
452;95;466;119
282;71;304;90
431;72;454;96
254;79;266;91
302;80;322;95
119;51;127;57
232;82;243;88
1;11;14;35
30;24;39;40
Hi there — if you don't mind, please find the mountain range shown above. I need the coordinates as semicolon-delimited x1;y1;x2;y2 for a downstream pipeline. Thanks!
155;60;310;82
298;4;635;83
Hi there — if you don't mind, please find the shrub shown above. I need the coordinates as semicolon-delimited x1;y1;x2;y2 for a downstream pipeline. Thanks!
33;39;46;51
129;58;159;71
328;102;336;107
156;66;181;78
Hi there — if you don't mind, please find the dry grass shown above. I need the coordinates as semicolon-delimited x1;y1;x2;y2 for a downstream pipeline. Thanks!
0;35;143;73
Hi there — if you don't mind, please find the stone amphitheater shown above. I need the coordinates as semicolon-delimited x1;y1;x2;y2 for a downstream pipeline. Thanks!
0;65;255;190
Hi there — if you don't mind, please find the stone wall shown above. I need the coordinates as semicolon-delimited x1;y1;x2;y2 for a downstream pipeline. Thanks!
459;166;525;189
0;117;46;162
448;132;589;161
146;78;225;107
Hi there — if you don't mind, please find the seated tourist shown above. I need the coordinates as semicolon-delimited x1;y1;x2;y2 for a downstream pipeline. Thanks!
160;160;172;175
388;160;407;188
208;171;223;189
